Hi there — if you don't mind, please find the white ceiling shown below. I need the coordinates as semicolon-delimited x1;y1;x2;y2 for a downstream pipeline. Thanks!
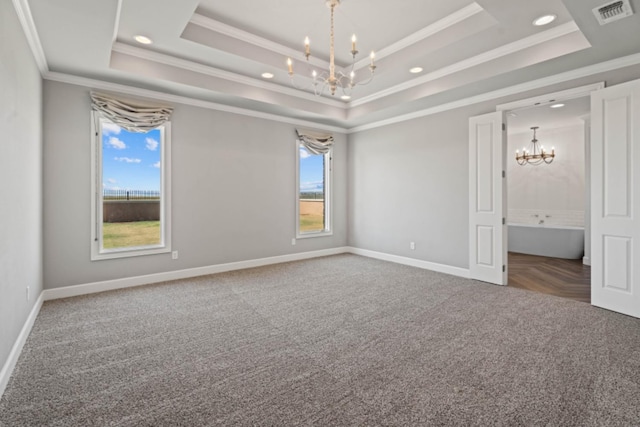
507;96;590;135
24;0;640;129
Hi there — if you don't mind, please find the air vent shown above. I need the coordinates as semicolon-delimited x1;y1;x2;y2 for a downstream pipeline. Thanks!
593;0;634;25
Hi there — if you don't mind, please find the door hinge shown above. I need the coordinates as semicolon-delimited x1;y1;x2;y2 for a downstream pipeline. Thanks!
502;123;506;131
502;265;506;272
502;217;506;225
502;170;505;178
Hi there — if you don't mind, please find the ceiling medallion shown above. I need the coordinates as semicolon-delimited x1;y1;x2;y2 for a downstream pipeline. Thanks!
287;0;376;97
515;126;555;165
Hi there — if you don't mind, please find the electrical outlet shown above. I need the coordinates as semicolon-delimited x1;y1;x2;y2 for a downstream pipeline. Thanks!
291;238;296;245
172;251;179;260
410;242;416;250
26;286;30;301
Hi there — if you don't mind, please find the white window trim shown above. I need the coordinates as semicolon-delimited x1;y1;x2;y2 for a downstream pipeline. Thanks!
296;140;333;239
90;113;172;260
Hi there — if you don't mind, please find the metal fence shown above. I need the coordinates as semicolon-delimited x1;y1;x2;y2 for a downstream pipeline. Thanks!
300;192;324;200
103;189;160;200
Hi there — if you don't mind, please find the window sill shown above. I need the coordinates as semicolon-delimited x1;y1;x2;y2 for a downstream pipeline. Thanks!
296;230;333;240
91;245;170;261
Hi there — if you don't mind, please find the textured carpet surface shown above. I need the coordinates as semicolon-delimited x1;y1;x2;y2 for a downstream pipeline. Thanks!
1;254;639;426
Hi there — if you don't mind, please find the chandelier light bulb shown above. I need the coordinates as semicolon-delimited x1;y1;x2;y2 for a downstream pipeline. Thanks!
287;58;293;75
351;34;358;57
304;37;310;59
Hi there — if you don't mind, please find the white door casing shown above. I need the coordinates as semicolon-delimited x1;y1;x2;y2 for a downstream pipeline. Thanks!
591;79;640;318
469;112;507;285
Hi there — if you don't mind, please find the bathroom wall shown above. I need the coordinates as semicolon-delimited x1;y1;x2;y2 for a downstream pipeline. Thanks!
507;124;585;227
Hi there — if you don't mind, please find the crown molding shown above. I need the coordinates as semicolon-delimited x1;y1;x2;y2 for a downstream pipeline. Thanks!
350;21;582;108
113;21;581;114
496;82;605;111
44;71;348;133
111;0;123;45
192;5;485;77
43;50;640;136
189;13;332;71
347;52;640;133
10;0;48;75
352;2;485;71
112;42;347;109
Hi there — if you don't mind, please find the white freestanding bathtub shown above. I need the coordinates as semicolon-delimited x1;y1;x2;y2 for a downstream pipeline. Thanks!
508;223;585;259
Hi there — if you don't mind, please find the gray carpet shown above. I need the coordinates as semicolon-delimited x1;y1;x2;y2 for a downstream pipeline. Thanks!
1;254;639;426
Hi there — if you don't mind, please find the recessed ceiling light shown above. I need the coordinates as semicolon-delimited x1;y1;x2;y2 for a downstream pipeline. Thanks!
550;103;565;109
261;72;274;79
533;14;557;26
341;95;351;101
134;35;153;45
409;67;423;74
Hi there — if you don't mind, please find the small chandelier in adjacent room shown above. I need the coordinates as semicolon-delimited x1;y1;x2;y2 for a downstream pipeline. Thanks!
516;126;555;165
287;0;376;97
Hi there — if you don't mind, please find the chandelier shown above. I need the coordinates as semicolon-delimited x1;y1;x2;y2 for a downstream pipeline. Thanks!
286;0;376;97
515;126;555;165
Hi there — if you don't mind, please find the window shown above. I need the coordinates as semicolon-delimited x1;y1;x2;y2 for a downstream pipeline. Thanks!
297;142;332;237
91;114;171;260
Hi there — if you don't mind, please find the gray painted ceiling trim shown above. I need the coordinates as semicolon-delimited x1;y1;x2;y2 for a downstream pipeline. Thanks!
349;21;582;108
44;72;348;133
347;52;640;133
43;51;640;135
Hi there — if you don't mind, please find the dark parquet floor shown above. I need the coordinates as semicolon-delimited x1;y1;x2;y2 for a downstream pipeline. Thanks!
508;252;591;303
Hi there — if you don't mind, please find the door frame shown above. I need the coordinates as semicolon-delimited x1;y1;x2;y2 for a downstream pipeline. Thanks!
470;82;604;284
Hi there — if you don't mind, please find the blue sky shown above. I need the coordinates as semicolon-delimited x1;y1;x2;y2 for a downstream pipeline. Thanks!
102;122;161;191
299;147;324;193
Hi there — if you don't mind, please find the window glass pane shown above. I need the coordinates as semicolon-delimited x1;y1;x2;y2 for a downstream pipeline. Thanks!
101;121;162;250
299;145;325;233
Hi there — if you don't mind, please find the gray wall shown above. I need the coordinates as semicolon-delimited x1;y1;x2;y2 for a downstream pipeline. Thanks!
348;106;482;269
43;81;347;289
0;1;43;373
348;68;640;270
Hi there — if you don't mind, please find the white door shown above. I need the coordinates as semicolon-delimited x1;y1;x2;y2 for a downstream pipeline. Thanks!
591;79;640;318
469;112;507;285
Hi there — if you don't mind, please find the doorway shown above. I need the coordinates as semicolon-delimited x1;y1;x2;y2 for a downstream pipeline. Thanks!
470;78;640;319
504;96;591;302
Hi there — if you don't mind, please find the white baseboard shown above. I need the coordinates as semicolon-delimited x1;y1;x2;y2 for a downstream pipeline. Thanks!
43;247;350;301
0;292;44;398
347;247;471;279
583;256;591;266
43;246;470;301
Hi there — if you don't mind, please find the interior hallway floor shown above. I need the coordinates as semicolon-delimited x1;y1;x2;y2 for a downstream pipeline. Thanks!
508;252;591;303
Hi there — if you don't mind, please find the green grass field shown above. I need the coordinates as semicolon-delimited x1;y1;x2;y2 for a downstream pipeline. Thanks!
299;215;324;232
103;206;324;248
103;221;160;249
299;200;325;232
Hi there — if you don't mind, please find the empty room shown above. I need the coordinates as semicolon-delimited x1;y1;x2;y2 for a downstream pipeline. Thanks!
2;0;640;425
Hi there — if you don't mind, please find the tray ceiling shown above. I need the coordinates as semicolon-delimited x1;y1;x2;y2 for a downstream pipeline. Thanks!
23;0;640;129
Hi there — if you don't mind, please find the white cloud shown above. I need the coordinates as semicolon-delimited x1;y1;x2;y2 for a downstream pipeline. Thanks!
114;157;141;163
102;122;122;136
300;180;324;192
146;137;159;151
108;137;126;150
299;148;312;159
107;178;117;184
152;161;161;168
